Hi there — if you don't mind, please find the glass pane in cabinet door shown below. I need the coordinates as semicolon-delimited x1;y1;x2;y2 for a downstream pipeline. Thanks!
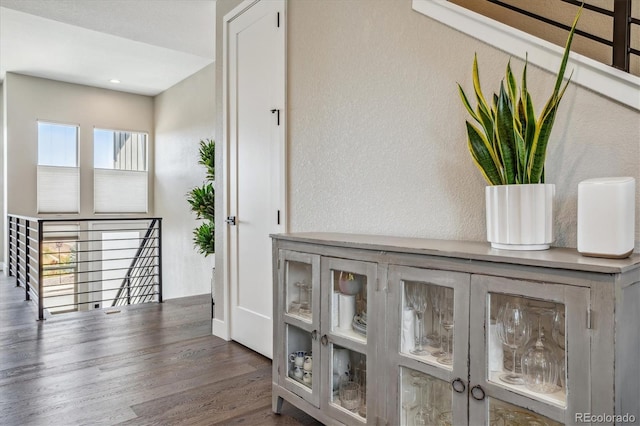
330;344;367;420
285;325;314;390
285;260;313;321
489;294;566;407
400;367;452;426
401;281;454;369
489;398;563;426
331;270;367;343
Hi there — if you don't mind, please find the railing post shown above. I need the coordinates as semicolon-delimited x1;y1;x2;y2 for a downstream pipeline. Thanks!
157;219;163;303
25;221;31;301
8;216;14;278
16;218;21;288
127;277;131;305
38;220;44;321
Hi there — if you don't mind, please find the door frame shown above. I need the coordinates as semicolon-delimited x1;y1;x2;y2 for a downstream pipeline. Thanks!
214;0;287;341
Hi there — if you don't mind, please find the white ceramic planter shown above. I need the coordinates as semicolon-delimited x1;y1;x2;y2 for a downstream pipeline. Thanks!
485;184;555;250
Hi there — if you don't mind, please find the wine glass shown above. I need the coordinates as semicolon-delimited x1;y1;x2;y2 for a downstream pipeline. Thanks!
401;382;417;424
497;300;529;384
406;283;428;356
430;287;447;358
426;285;441;346
521;327;559;394
437;289;454;365
411;373;434;425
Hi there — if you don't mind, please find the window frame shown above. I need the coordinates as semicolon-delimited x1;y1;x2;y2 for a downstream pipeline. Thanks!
92;127;150;214
36;121;80;214
412;0;640;111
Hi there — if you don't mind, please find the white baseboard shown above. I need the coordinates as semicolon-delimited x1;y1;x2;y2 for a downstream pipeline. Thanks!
0;262;5;271
212;318;230;341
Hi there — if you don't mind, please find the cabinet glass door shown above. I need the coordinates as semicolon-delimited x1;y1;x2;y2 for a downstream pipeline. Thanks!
325;344;368;424
388;266;470;426
282;251;320;325
400;368;453;426
321;258;376;424
488;398;563;426
283;324;320;406
278;250;320;407
469;275;590;425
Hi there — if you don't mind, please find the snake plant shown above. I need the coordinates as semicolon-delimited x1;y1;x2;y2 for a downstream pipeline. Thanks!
458;7;582;185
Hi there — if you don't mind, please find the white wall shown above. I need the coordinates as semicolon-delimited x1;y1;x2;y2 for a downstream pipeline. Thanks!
154;64;215;300
286;0;640;250
0;82;4;270
3;73;154;219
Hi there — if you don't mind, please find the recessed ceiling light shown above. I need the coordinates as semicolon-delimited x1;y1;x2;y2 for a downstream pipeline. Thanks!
109;79;121;84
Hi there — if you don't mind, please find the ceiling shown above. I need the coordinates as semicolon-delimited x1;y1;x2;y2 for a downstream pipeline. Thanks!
0;0;216;96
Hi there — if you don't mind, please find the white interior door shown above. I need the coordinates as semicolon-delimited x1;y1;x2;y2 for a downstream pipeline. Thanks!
227;0;285;358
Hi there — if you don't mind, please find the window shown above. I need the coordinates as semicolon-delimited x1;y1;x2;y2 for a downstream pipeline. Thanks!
94;129;148;213
37;122;80;213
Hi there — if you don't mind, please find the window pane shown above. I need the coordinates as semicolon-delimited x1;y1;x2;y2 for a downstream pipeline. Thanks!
94;129;147;171
38;122;78;167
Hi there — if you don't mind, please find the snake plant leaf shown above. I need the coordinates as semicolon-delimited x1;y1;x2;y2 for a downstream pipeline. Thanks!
472;54;493;126
495;81;517;184
457;84;481;123
465;121;503;185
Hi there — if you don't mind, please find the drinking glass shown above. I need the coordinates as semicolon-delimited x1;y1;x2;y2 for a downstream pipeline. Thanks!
339;381;360;412
406;283;429;356
411;373;434;425
430;287;446;358
521;327;559;394
437;289;454;365
401;383;417;424
426;285;441;345
497;300;529;384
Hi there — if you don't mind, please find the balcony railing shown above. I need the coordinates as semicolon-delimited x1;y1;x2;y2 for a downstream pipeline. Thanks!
7;215;162;320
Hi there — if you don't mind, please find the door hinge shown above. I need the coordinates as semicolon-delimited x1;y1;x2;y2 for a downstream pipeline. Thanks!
277;210;281;225
270;108;280;125
277;12;280;28
587;308;592;329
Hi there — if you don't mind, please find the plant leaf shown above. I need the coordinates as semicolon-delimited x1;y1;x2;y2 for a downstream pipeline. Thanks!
495;81;517;184
465;121;503;185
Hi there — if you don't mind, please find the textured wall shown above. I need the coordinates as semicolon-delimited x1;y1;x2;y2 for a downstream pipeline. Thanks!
154;64;216;300
287;0;640;250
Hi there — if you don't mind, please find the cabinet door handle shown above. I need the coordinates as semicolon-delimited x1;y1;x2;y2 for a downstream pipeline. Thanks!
451;377;466;393
320;334;328;346
470;384;486;401
311;330;318;341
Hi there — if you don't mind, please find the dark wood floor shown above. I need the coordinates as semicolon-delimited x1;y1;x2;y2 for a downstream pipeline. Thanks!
0;276;322;426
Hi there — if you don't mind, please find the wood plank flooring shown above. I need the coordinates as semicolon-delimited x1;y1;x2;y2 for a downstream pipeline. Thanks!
0;276;322;426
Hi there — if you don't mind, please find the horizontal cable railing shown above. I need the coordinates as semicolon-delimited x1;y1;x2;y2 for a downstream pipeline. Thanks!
452;0;638;76
7;215;163;320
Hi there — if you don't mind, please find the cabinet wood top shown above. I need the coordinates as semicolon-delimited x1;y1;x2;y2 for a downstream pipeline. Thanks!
271;232;640;274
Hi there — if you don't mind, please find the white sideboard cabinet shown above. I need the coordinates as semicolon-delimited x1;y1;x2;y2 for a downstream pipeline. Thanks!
271;233;640;425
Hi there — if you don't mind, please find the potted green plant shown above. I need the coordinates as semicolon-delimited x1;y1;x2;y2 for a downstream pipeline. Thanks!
458;7;582;250
187;139;215;256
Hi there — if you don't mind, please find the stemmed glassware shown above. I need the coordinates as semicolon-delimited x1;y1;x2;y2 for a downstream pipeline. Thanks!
412;374;434;426
552;306;566;389
429;287;446;358
401;382;418;425
406;283;429;356
497;300;529;385
426;286;441;346
437;289;454;365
